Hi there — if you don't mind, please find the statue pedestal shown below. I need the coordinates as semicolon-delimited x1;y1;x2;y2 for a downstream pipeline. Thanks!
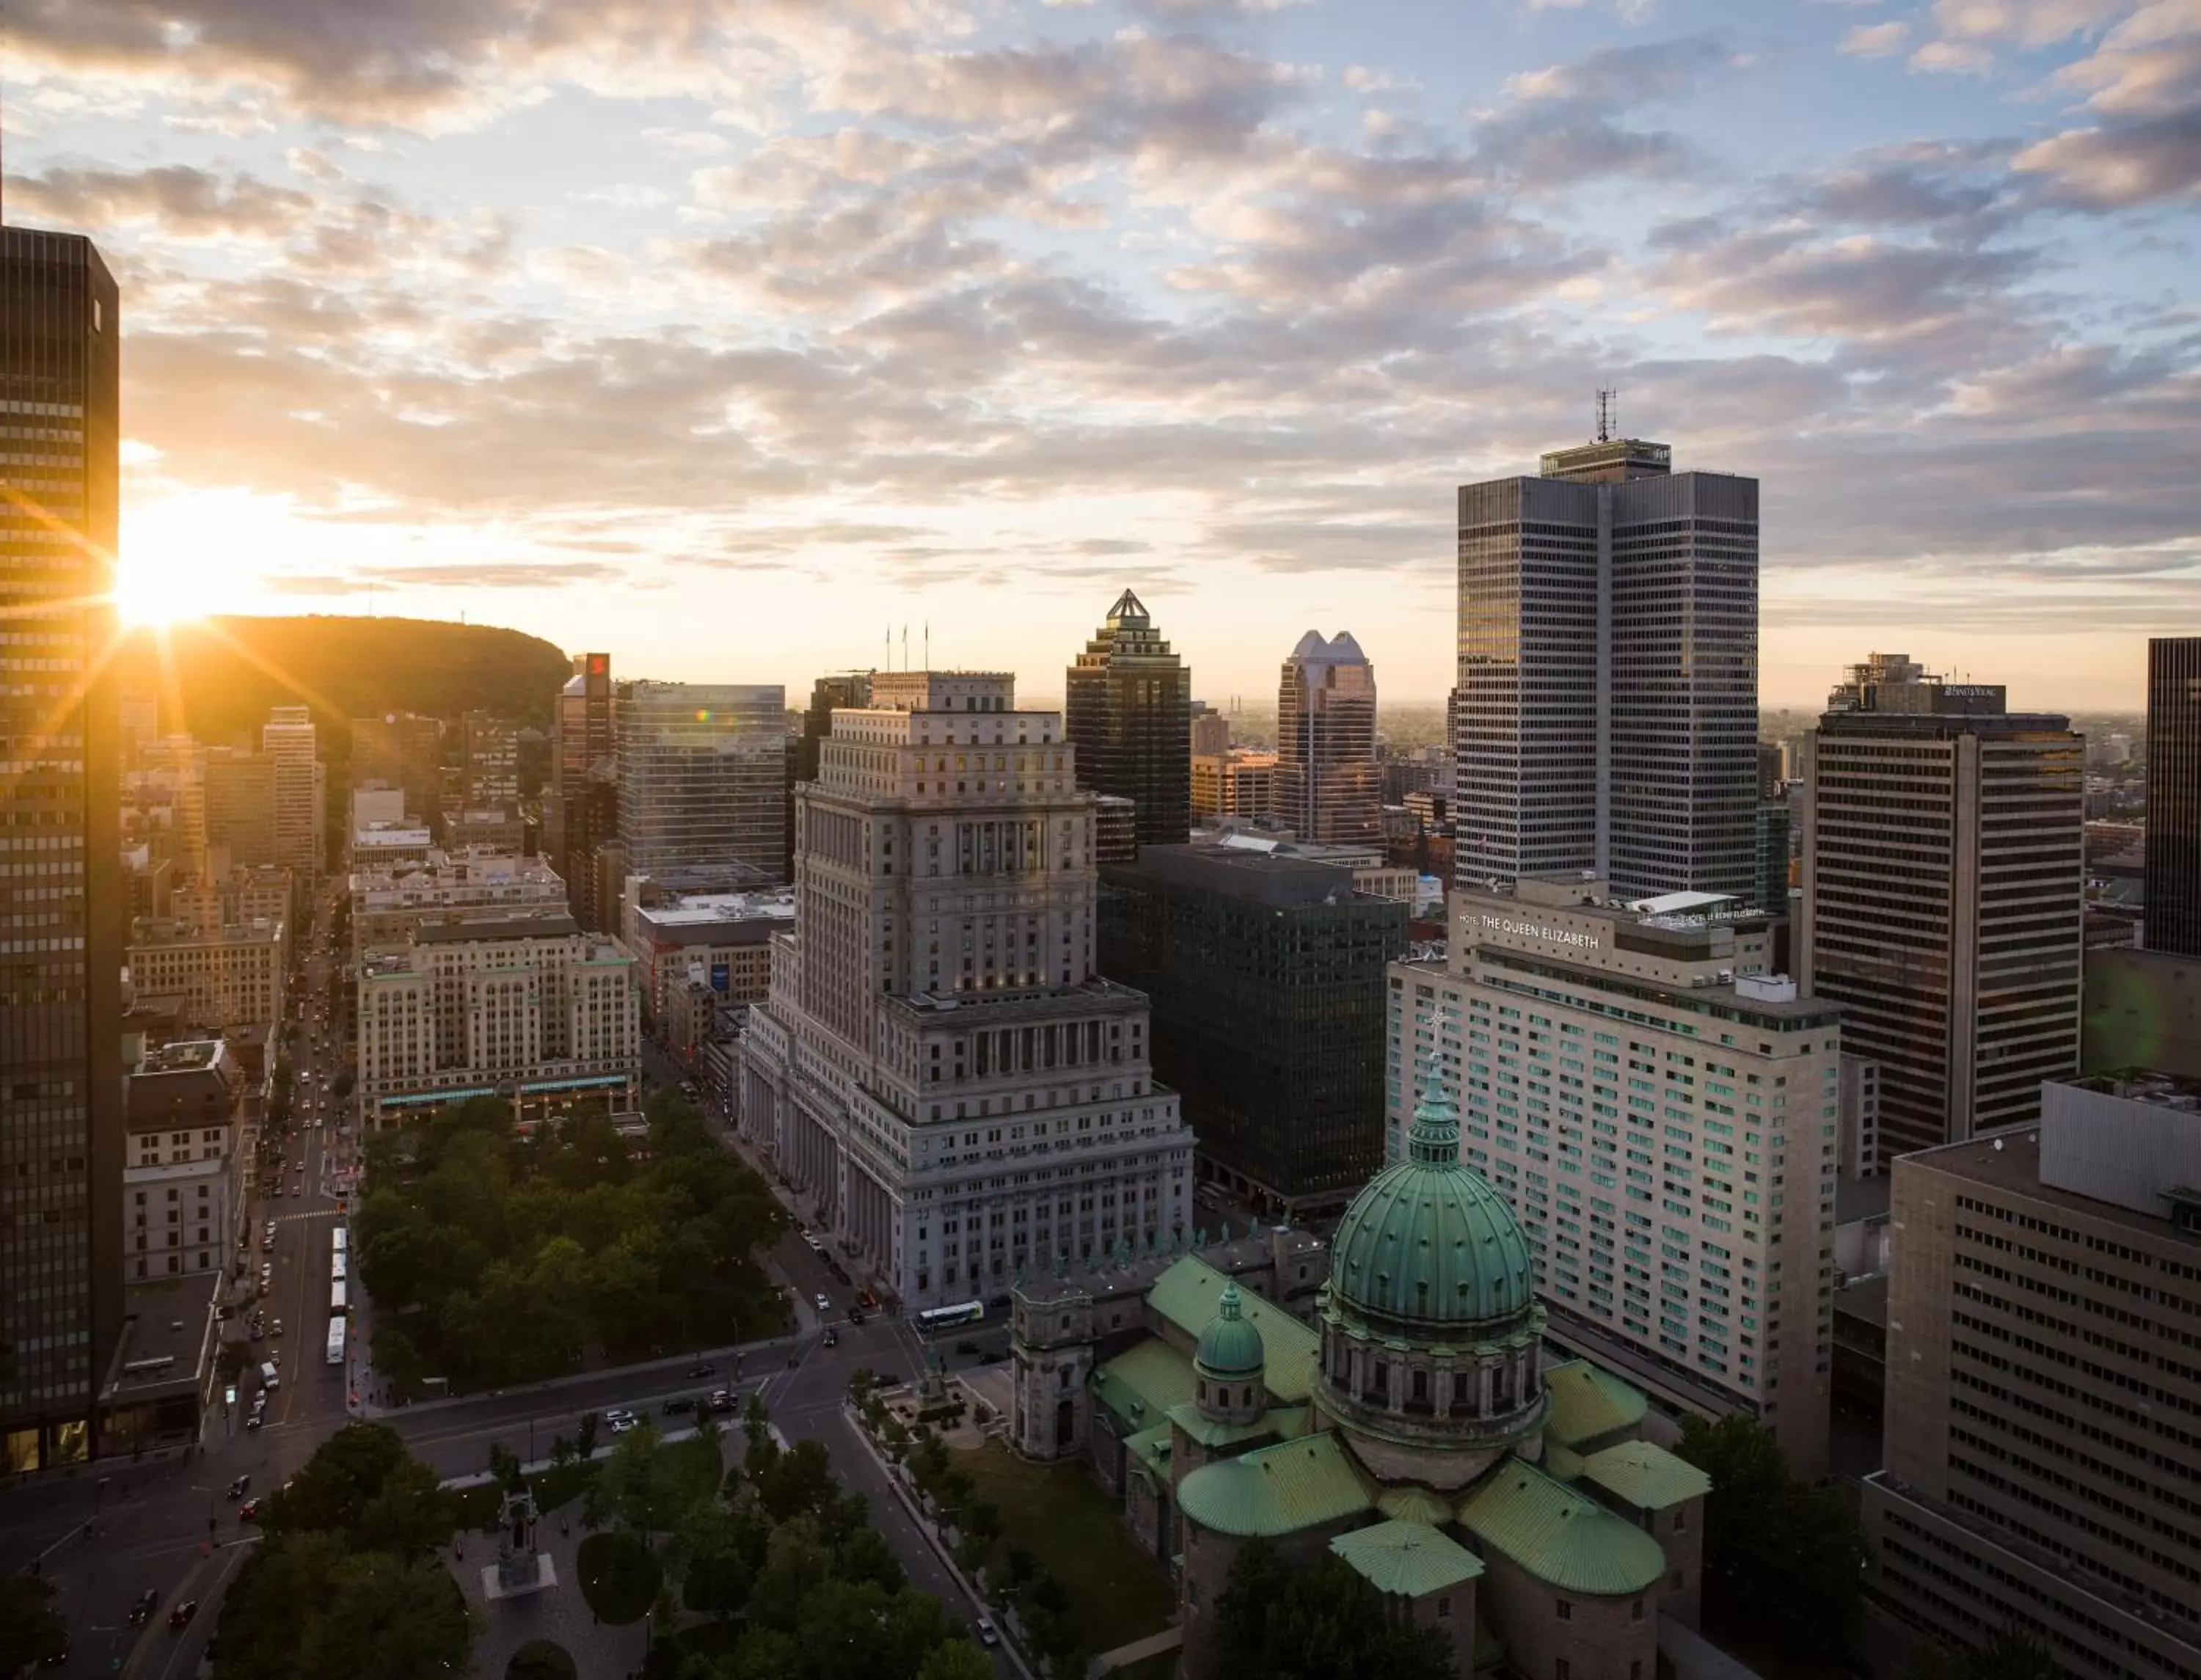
481;1552;558;1602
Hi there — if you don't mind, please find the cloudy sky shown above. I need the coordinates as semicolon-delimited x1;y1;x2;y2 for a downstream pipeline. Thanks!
8;0;2197;709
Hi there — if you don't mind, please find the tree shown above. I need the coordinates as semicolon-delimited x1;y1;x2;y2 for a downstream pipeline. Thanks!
916;1644;996;1680
0;1574;68;1672
670;1497;755;1621
489;1442;524;1493
747;1517;836;1633
576;1411;600;1461
590;1420;673;1540
1676;1414;1866;1660
1213;1541;1455;1680
265;1423;413;1545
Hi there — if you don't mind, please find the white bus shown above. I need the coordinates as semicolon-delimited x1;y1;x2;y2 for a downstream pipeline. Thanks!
331;1252;346;1285
915;1300;985;1332
326;1318;346;1367
332;1227;347;1257
329;1281;347;1319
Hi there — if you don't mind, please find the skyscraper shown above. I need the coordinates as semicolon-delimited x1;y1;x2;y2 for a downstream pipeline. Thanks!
1800;654;2084;1169
2144;637;2201;957
460;709;519;810
1454;434;1757;902
203;748;277;869
1064;591;1192;850
736;671;1195;1307
1276;631;1379;845
547;653;618;929
1;227;125;1470
262;704;321;877
616;682;789;886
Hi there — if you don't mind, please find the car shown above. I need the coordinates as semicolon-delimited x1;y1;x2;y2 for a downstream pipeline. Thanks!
227;1474;250;1499
847;1309;866;1327
130;1589;160;1626
169;1600;199;1629
707;1389;737;1413
821;1328;838;1349
685;1362;715;1378
803;1233;824;1252
609;1415;639;1435
975;1618;999;1648
662;1396;695;1415
249;1322;266;1342
813;1292;831;1313
271;1319;283;1337
238;1500;260;1522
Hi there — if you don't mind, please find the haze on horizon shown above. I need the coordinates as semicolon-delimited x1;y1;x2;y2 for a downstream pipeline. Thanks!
7;0;2194;711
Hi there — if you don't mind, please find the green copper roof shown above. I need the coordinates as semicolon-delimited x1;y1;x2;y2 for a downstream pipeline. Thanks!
1542;1360;1648;1450
1329;1067;1535;1332
1125;1422;1174;1488
1578;1441;1712;1512
1376;1483;1456;1526
1167;1403;1298;1451
1330;1519;1486;1598
1093;1340;1197;1429
1148;1257;1318;1403
1176;1432;1373;1538
1459;1462;1667;1596
1194;1283;1269;1380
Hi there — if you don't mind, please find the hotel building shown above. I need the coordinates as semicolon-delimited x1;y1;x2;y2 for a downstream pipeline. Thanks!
737;671;1196;1309
1387;874;1839;1476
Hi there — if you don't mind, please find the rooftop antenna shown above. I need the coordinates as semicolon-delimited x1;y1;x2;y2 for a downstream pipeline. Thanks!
1596;387;1616;444
924;621;930;671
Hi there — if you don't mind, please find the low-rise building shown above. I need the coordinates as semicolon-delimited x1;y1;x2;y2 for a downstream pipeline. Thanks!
619;877;794;1027
350;849;568;953
127;918;285;1033
1191;749;1280;825
441;807;525;854
1387;874;1839;1478
352;822;434;869
356;910;640;1128
1864;1071;2201;1680
124;1040;246;1283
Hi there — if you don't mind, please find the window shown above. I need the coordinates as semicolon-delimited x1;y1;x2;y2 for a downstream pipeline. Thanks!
1673;1507;1687;1533
1437;1596;1451;1619
1555;1663;1571;1680
1555;1601;1572;1622
1631;1599;1644;1623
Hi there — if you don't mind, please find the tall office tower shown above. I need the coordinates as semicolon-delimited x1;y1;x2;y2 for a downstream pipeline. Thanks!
351;712;444;827
1276;631;1379;845
162;734;209;880
0;227;125;1471
1753;799;1790;916
1862;1075;2201;1680
2144;638;2201;957
1388;877;1837;1477
1454;434;1757;902
203;747;277;869
1189;707;1230;758
736;671;1196;1308
616;682;789;886
460;710;519;810
1064;591;1193;850
1800;654;2084;1169
547;653;618;929
261;704;321;877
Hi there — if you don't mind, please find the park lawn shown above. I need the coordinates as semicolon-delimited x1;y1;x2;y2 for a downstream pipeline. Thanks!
577;1532;661;1626
951;1439;1175;1654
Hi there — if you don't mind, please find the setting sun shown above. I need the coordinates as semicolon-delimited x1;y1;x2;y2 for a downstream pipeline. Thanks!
114;548;200;627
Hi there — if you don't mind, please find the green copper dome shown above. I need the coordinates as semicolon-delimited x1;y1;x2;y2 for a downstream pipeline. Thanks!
1329;1067;1534;1333
1194;1285;1267;1379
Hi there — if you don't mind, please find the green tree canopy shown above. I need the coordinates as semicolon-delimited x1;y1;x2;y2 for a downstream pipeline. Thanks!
1213;1539;1457;1680
0;1574;68;1672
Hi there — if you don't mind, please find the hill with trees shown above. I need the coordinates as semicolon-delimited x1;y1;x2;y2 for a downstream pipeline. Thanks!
114;614;572;745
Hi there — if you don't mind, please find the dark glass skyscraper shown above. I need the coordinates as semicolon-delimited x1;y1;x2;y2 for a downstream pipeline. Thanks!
547;652;618;930
1454;435;1758;902
1277;630;1379;844
1;227;125;1470
2144;637;2201;957
1064;591;1191;850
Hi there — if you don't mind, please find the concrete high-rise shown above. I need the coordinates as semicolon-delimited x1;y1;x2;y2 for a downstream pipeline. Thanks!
460;710;519;810
203;748;277;869
737;671;1195;1308
616;682;789;886
262;704;321;877
1277;632;1379;846
1799;654;2084;1170
1862;1075;2201;1680
1064;591;1193;850
1;227;125;1471
547;653;618;930
2144;638;2201;957
1388;877;1838;1477
1454;434;1757;902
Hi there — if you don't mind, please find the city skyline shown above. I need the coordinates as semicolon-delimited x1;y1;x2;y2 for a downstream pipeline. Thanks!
4;0;2192;710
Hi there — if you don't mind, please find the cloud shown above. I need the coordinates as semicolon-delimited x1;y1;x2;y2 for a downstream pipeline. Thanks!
1475;36;1742;190
1909;38;1999;71
7;164;312;237
2015;106;2201;205
1842;21;1911;55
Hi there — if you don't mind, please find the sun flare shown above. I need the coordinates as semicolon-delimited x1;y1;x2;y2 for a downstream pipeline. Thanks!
114;549;203;628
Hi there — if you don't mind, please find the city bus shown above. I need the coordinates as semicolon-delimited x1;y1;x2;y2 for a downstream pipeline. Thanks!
332;1227;347;1258
331;1252;346;1285
329;1281;347;1319
326;1318;346;1367
914;1300;985;1332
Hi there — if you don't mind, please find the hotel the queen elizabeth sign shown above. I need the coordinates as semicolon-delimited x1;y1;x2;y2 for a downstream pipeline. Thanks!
1478;913;1601;952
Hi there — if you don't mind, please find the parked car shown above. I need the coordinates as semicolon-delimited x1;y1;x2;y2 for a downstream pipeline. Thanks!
974;1618;999;1648
271;1319;283;1337
707;1389;737;1414
129;1590;159;1626
169;1600;199;1629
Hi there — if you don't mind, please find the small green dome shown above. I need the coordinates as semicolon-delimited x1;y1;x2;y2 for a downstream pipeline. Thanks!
1329;1067;1534;1333
1194;1285;1267;1379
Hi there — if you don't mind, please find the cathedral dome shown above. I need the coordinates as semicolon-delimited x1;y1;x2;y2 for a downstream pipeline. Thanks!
1328;1070;1535;1335
1194;1284;1266;1381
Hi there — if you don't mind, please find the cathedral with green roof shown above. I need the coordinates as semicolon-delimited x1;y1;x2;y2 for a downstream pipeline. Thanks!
1010;1069;1712;1680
